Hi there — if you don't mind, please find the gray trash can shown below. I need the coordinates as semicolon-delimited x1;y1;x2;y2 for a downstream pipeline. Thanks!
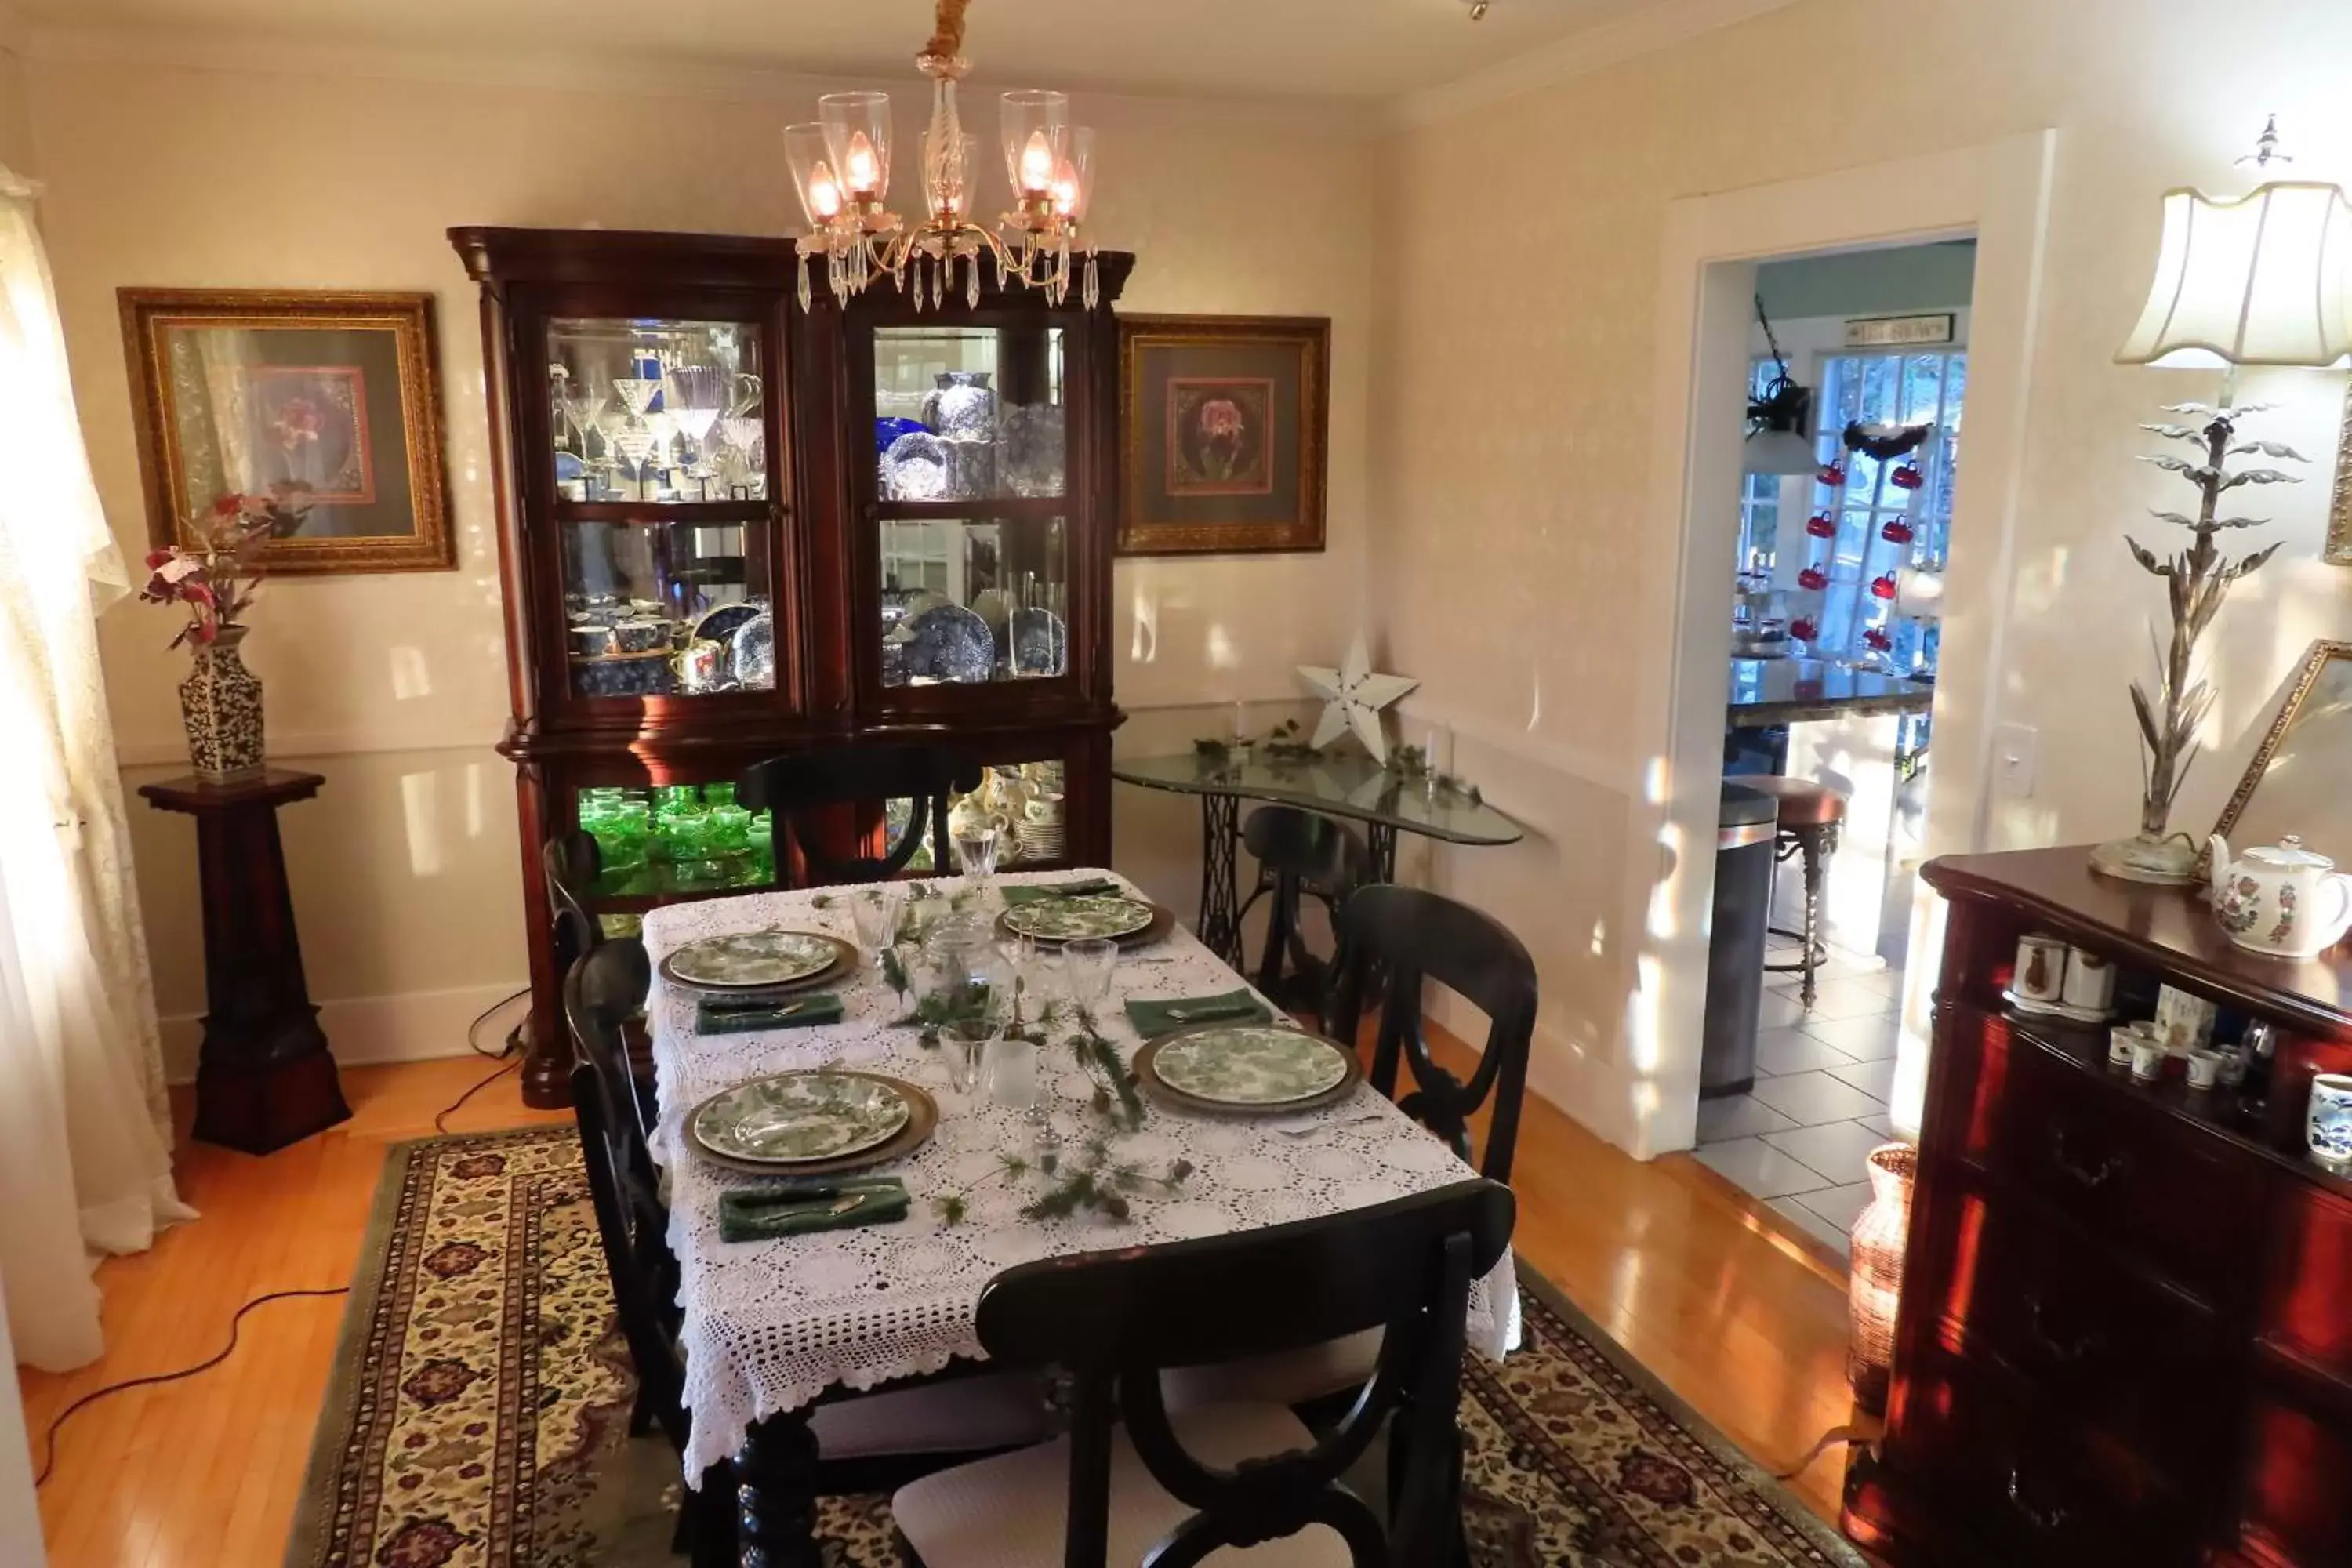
1701;781;1780;1098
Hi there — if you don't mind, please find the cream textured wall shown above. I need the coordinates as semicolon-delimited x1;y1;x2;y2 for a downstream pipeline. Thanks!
24;48;1375;1075
1372;0;2352;1151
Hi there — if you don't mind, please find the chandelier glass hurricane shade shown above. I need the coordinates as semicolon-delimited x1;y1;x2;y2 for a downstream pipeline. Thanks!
2092;122;2352;885
780;3;1099;314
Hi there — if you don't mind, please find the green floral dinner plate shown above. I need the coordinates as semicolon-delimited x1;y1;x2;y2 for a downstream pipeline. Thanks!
1150;1025;1351;1107
998;895;1156;943
689;1071;913;1165
664;930;844;991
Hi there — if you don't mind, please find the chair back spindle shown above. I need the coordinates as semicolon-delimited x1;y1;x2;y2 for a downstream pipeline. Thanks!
738;744;982;887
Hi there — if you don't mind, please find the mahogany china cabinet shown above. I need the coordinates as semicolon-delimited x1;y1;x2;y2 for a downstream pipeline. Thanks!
1847;846;2352;1566
451;227;1134;1104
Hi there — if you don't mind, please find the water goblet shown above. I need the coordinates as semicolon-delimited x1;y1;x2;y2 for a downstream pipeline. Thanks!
943;1015;994;1101
1062;937;1119;1018
953;824;1000;906
851;887;902;969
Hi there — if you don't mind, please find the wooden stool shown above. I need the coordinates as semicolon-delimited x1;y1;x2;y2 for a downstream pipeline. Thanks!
1740;776;1849;1009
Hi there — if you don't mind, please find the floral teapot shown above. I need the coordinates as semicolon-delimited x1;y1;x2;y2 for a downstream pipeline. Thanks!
2208;833;2352;959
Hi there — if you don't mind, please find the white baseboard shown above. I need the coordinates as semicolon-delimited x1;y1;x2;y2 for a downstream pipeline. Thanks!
158;980;534;1085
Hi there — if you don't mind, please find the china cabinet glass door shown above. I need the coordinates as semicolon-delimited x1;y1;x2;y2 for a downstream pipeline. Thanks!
865;322;1076;699
542;314;786;706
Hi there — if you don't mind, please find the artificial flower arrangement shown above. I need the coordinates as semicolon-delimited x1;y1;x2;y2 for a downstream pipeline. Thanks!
140;485;313;648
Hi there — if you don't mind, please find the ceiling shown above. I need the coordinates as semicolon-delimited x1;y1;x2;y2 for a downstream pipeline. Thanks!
16;0;1675;104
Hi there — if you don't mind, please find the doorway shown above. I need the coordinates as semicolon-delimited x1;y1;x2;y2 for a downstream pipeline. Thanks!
1698;241;1976;1253
1613;132;2053;1175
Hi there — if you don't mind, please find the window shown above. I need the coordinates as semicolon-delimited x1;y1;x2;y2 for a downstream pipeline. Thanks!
1802;347;1965;674
1736;358;1784;579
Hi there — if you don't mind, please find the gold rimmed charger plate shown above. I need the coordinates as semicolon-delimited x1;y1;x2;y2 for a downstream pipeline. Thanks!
994;898;1175;950
1134;1024;1365;1117
687;1071;939;1178
659;931;858;996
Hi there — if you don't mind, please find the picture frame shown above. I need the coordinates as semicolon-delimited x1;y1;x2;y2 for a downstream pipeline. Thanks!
120;289;454;575
2328;382;2352;567
1116;314;1328;557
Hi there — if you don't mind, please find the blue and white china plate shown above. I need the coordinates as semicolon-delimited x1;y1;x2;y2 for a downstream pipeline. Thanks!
905;603;995;684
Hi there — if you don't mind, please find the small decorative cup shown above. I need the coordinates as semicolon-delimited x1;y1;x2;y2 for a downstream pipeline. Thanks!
2217;1046;2249;1088
2014;933;2069;1004
2129;1036;2169;1084
2109;1022;2151;1069
2186;1048;2223;1091
2061;949;2117;1015
2308;1073;2352;1171
2155;985;2217;1054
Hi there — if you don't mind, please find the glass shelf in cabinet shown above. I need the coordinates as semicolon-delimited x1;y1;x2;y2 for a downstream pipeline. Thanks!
557;499;774;527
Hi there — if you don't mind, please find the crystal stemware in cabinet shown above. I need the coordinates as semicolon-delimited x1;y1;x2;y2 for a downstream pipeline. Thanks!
558;387;608;461
662;365;727;473
609;375;660;419
601;412;655;500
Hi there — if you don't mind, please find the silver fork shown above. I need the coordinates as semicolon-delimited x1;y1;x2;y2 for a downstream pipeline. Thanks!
1276;1115;1384;1138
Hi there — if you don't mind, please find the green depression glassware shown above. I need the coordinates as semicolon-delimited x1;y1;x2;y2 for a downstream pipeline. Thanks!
708;803;753;854
659;804;713;864
653;783;702;815
593;800;652;870
704;781;737;808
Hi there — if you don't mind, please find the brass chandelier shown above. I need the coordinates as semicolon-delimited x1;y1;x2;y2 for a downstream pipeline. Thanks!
782;0;1099;314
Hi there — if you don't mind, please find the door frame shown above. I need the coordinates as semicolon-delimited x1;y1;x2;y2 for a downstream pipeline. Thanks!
1624;131;2057;1156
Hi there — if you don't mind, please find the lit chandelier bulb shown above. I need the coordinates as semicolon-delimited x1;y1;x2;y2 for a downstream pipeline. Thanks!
844;132;881;198
806;163;844;220
1018;130;1054;195
1051;172;1080;217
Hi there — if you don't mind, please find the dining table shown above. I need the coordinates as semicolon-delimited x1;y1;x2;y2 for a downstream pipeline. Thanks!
1110;752;1526;966
641;867;1523;1565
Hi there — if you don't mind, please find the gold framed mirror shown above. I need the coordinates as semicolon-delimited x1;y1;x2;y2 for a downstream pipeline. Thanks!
2215;639;2352;857
2330;383;2352;565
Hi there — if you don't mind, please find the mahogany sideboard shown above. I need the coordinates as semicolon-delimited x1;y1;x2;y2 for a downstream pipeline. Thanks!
1846;847;2352;1566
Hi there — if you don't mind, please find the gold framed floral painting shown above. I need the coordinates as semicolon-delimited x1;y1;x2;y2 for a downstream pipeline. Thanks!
120;289;453;575
1117;314;1328;556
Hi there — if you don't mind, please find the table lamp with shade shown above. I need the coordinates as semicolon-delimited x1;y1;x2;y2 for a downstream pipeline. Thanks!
2092;120;2352;885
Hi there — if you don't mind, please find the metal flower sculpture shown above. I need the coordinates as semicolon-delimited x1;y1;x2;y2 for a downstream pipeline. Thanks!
2118;401;2303;861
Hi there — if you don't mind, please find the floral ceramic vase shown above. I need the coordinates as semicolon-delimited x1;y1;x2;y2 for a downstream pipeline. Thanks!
180;623;265;782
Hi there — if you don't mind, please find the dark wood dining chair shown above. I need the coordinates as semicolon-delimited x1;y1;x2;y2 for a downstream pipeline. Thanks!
1235;807;1370;1024
544;829;604;975
738;742;983;887
566;941;1053;1514
890;1179;1516;1568
1328;886;1537;1185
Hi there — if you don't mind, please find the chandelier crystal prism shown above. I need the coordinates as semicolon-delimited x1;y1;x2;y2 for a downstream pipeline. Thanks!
782;0;1099;314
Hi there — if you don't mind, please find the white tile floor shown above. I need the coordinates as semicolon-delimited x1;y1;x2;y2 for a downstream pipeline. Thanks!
1693;933;1915;1261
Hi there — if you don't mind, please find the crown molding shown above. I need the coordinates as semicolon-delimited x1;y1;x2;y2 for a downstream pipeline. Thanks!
1388;0;1802;131
22;21;1382;137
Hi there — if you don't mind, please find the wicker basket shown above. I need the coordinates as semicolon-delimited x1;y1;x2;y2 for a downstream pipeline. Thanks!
1847;1141;1917;1415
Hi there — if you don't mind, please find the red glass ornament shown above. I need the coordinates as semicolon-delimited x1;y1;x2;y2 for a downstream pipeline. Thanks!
1863;626;1893;653
1891;464;1925;491
1806;514;1837;539
1790;616;1819;642
1880;519;1915;545
1818;462;1848;486
1798;565;1829;591
1870;572;1899;601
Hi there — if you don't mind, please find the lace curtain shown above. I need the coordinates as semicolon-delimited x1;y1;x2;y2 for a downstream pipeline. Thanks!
0;163;191;1373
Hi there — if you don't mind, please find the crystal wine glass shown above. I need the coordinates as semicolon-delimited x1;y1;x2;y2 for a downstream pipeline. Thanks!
662;365;727;473
850;886;902;970
601;412;655;500
953;824;1000;908
609;375;660;419
1061;938;1119;1019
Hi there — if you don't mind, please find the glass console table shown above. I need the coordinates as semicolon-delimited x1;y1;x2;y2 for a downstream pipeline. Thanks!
1112;751;1525;964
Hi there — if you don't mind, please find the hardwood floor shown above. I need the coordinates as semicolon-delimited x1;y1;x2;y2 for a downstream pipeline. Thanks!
17;1047;1865;1566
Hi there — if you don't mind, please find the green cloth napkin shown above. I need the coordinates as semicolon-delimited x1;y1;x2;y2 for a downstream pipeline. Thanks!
1000;877;1123;906
1125;988;1272;1039
695;994;844;1035
719;1178;909;1242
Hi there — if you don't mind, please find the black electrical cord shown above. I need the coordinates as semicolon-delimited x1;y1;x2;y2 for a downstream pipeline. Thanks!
434;1057;523;1135
434;985;536;1133
33;1287;350;1488
465;986;532;1059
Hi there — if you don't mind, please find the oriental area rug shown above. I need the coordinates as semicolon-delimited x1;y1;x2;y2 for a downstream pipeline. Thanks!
285;1127;1864;1567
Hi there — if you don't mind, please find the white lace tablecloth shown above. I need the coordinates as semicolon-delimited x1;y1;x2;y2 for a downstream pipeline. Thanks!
643;869;1522;1480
